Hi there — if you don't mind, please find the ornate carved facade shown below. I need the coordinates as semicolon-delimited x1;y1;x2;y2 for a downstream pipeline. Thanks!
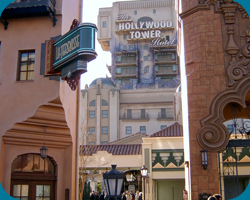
180;0;250;199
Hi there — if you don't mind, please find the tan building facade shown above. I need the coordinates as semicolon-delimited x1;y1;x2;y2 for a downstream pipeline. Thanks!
80;78;182;145
0;0;82;199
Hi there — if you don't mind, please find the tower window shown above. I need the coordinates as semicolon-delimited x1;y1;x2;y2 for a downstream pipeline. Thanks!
102;21;106;28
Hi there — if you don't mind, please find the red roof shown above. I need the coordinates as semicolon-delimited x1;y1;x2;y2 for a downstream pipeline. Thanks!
81;144;142;156
150;122;183;137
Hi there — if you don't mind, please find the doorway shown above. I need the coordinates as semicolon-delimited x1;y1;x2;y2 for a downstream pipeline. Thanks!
10;153;57;200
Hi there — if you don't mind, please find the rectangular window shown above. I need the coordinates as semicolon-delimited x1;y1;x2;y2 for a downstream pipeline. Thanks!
144;56;148;61
116;55;122;62
161;108;166;118
161;125;167;129
134;11;137;15
144;44;148;49
102;141;108;145
89;142;95;145
129;45;134;51
153;9;156;14
139;45;142;50
13;184;29;199
127;109;132;119
140;126;146;134
17;51;35;81
141;109;146;119
102;110;108;118
116;67;121;74
173;65;177;71
123;35;127;40
102;126;108;134
123;45;127;50
89;127;95;134
89;111;95;118
144;79;149;84
172;53;176;59
126;126;132;134
166;36;170;41
144;66;149;73
155;65;158;72
102;21;106;28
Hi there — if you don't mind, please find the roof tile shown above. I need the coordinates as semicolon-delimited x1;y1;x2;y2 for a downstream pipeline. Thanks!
150;122;183;137
81;144;142;156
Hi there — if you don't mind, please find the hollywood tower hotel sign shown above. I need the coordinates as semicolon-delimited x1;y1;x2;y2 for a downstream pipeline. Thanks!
116;14;176;46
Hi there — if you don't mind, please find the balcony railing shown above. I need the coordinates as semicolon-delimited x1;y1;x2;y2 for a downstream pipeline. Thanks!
157;112;174;120
156;67;177;75
121;112;149;120
116;68;137;77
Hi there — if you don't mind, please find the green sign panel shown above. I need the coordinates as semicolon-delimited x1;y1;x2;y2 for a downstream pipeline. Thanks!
52;23;97;79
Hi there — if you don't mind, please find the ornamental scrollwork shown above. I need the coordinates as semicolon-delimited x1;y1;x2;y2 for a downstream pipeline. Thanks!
197;123;230;152
227;26;250;87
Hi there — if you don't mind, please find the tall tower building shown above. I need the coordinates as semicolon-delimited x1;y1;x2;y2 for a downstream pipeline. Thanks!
81;0;182;145
98;0;179;88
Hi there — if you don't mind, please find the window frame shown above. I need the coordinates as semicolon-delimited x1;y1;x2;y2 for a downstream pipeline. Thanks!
89;127;95;134
17;50;35;81
101;126;108;134
140;126;146;134
126;126;132;134
102;110;108;118
102;21;106;28
102;99;108;106
90;100;96;106
161;125;167;129
89;111;95;118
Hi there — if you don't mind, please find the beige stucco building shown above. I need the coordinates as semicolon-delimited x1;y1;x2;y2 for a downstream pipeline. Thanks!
0;0;82;199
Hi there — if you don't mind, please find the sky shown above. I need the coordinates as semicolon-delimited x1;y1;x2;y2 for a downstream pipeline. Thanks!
81;0;131;89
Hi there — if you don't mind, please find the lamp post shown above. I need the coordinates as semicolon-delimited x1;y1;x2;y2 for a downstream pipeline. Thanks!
103;165;125;200
140;165;148;200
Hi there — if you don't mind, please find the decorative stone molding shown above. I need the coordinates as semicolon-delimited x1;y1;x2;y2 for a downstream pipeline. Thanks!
227;26;250;87
238;4;249;19
197;123;229;152
221;0;237;24
225;25;239;64
197;76;250;152
179;0;221;19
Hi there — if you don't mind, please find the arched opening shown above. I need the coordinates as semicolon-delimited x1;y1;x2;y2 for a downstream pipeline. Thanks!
10;153;57;200
219;92;250;200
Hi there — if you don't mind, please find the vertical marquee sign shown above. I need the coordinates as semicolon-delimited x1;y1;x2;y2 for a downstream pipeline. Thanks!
46;20;97;90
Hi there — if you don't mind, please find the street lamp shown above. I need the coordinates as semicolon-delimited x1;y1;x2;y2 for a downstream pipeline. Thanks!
200;149;208;170
103;165;125;200
40;126;48;159
140;165;148;200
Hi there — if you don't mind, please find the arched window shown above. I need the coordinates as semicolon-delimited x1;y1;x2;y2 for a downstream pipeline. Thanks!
90;100;95;106
102;99;108;106
137;16;153;29
11;153;56;200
